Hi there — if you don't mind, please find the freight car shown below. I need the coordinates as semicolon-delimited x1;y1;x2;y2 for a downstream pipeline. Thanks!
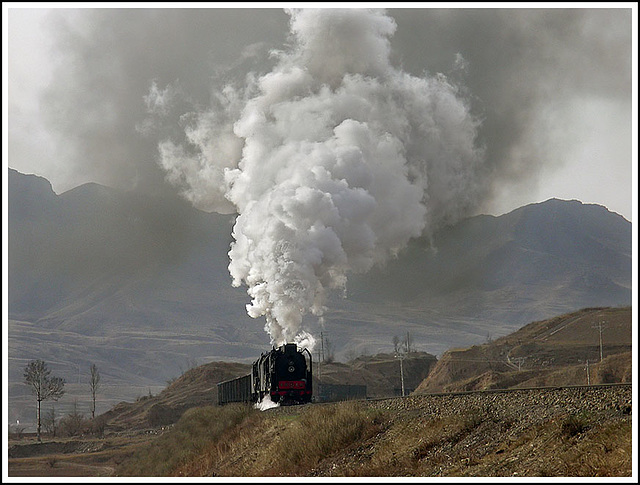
217;343;313;406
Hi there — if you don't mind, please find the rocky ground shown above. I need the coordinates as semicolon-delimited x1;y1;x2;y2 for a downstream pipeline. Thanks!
8;384;633;478
303;384;633;477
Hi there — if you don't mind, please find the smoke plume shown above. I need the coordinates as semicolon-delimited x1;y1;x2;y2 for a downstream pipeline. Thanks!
153;8;485;346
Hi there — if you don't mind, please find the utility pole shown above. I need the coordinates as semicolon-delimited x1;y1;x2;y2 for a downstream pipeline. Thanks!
400;355;405;397
584;359;591;385
592;320;607;362
396;352;406;397
316;347;322;383
514;357;526;372
320;331;325;363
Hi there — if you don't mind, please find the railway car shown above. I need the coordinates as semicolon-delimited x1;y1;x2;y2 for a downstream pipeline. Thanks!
217;343;313;406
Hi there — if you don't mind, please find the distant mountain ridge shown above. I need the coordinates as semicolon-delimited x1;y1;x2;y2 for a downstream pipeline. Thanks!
7;168;632;427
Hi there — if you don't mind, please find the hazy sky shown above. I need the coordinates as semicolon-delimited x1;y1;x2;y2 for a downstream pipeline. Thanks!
4;4;637;221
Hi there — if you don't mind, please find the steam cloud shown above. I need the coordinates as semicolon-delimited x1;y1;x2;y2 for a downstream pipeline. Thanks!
255;394;280;411
27;8;631;221
152;8;485;346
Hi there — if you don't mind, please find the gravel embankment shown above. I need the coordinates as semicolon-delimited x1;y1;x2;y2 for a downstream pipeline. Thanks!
364;384;632;438
310;384;632;477
368;384;631;415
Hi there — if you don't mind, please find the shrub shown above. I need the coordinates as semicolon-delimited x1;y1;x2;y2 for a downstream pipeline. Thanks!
89;415;108;437
9;425;26;440
462;407;485;432
58;411;91;437
560;413;590;438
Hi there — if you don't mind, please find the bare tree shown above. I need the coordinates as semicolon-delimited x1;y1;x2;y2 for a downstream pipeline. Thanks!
89;363;101;419
344;347;358;363
402;332;414;354
42;405;58;437
392;335;400;354
23;360;65;441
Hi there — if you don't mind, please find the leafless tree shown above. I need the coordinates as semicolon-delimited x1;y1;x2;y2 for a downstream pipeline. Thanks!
42;405;58;437
23;360;65;441
392;335;400;354
402;332;414;354
344;347;358;363
89;363;101;419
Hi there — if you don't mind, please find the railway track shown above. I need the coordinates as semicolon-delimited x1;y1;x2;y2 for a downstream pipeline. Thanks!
364;381;632;402
266;382;632;416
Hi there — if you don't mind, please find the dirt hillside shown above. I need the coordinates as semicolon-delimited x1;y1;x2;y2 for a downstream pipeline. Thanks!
415;306;631;394
100;361;251;431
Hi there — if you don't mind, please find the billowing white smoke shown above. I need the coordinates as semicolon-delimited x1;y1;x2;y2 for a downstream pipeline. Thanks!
154;9;484;347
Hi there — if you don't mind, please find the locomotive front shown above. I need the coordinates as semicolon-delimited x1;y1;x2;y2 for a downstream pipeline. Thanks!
254;343;313;405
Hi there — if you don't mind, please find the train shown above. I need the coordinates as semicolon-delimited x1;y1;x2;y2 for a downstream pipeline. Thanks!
217;343;313;406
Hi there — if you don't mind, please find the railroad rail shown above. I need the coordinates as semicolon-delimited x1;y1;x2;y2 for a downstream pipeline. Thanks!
263;382;632;414
364;381;632;403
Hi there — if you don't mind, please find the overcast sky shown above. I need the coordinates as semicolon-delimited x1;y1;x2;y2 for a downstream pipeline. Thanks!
4;4;637;221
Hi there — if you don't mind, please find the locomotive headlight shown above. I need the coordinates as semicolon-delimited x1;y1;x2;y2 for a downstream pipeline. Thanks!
288;365;295;373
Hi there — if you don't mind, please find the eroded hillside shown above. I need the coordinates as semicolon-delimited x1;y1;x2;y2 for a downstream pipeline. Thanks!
415;306;631;394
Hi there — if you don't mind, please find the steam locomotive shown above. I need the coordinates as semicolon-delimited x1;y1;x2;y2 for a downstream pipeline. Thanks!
217;343;313;406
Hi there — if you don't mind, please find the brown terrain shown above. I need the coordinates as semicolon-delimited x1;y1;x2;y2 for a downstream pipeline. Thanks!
416;306;632;393
7;306;633;478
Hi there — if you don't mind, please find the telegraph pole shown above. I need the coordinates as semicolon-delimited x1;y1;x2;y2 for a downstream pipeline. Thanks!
584;359;591;385
400;355;405;397
592;320;606;362
396;351;406;397
316;348;322;383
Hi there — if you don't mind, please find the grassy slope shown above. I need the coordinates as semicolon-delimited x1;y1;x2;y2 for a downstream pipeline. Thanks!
114;389;632;477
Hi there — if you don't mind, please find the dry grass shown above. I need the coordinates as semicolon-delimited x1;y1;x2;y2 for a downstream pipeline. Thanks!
457;411;633;477
112;395;632;478
557;420;632;476
116;404;255;477
181;401;385;477
116;401;385;477
11;398;631;478
360;414;470;476
256;401;385;475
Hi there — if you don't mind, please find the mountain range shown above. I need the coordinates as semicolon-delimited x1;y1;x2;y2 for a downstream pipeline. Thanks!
6;167;632;427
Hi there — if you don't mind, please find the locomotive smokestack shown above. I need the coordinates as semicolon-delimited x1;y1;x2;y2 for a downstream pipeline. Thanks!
155;8;485;347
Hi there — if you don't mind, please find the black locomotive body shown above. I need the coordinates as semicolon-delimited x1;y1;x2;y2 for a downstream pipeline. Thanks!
217;343;313;406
